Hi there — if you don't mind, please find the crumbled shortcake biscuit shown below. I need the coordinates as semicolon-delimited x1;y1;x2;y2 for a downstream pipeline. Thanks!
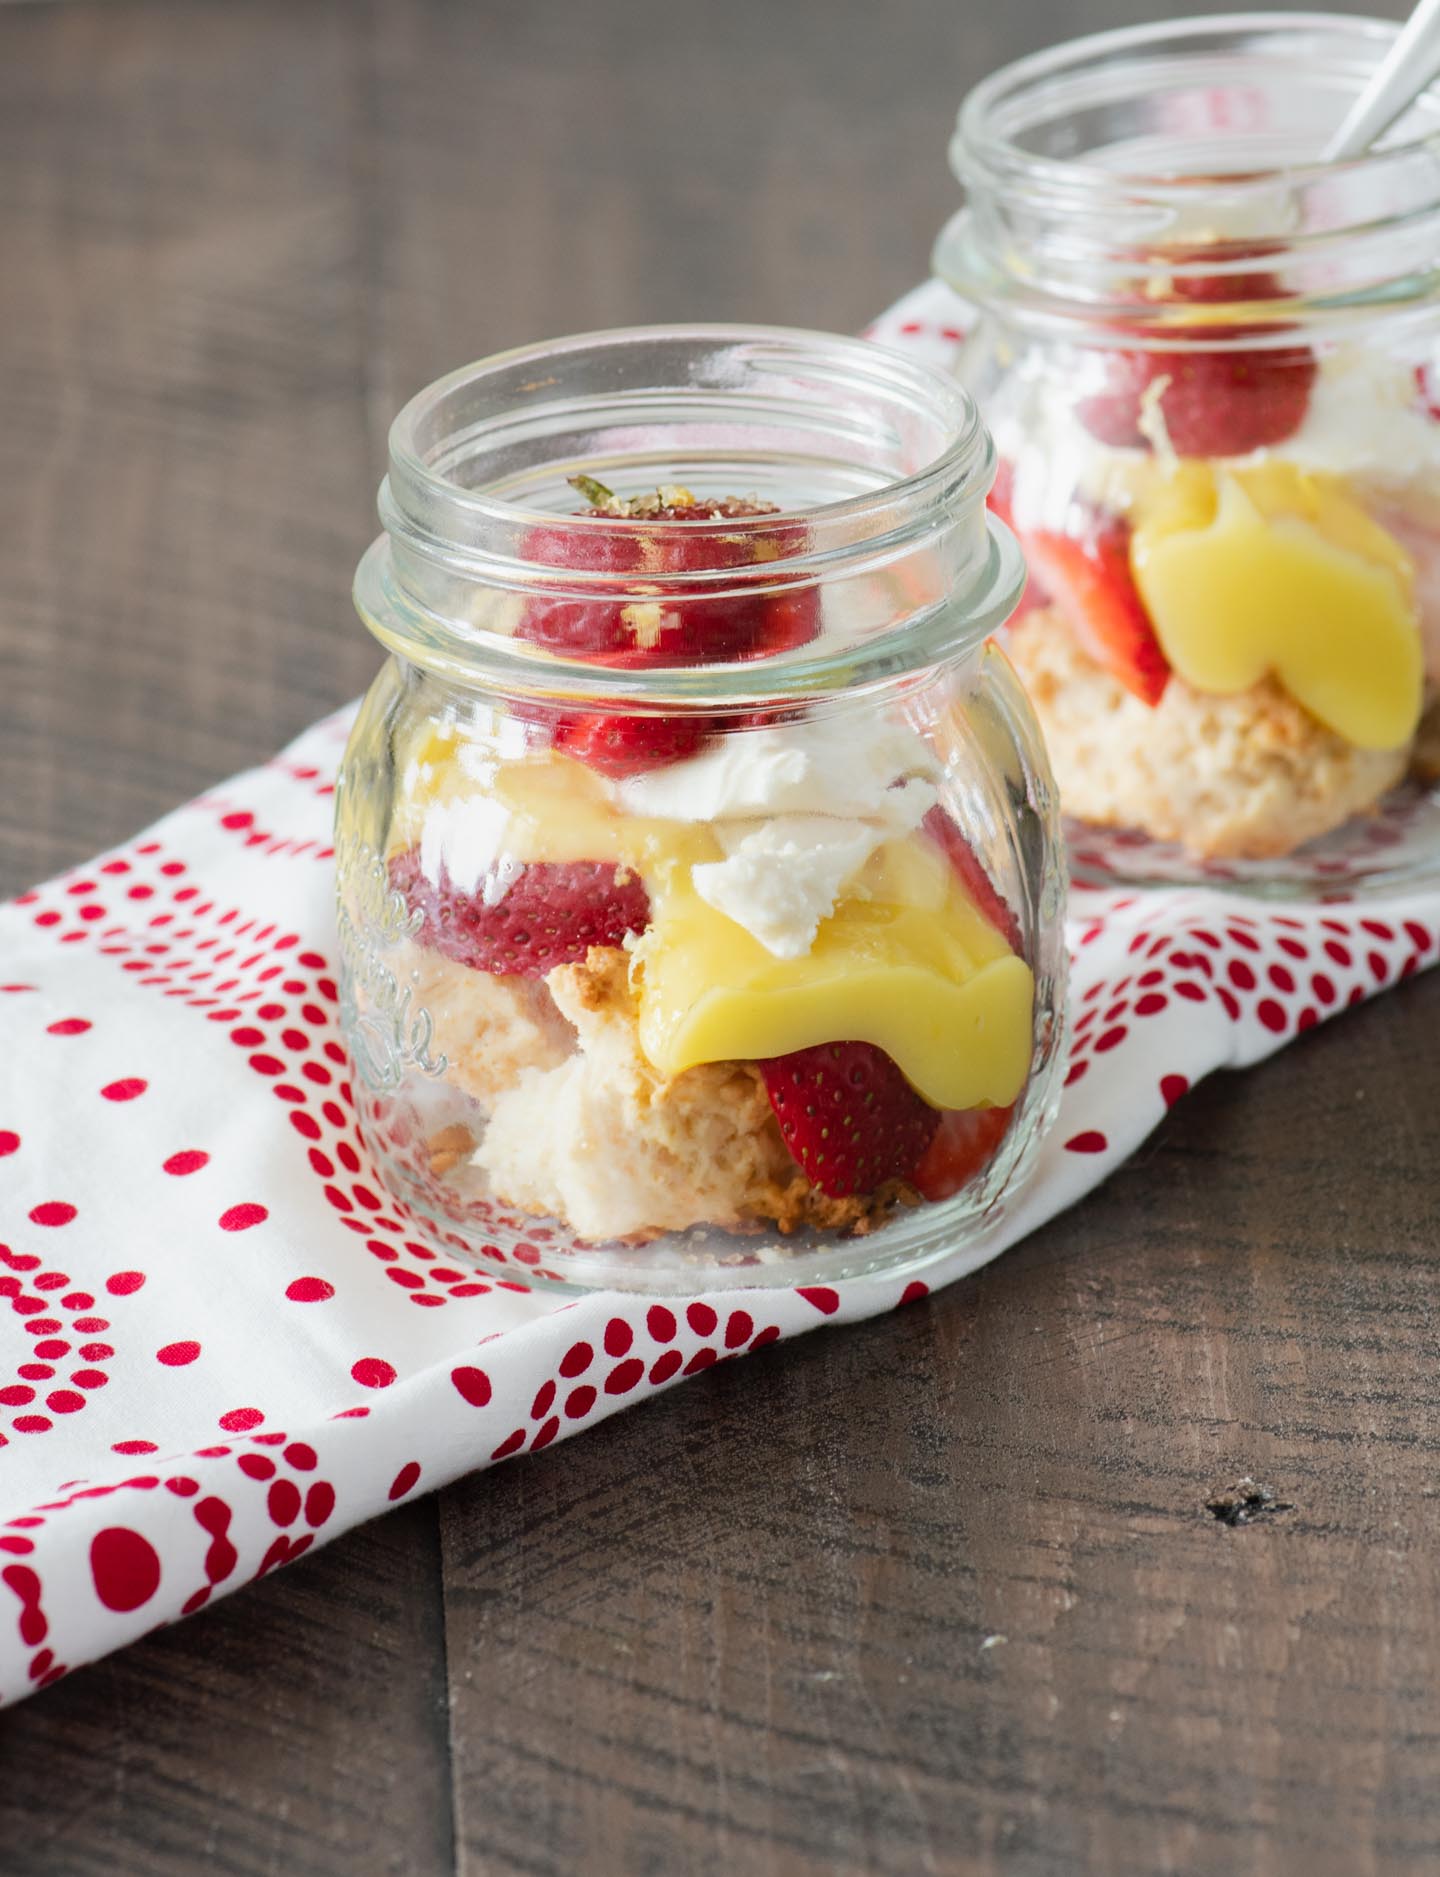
397;941;575;1106
1011;605;1409;859
474;948;909;1243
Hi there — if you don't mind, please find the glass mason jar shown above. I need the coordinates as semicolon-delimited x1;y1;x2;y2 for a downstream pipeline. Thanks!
936;13;1440;894
335;326;1066;1294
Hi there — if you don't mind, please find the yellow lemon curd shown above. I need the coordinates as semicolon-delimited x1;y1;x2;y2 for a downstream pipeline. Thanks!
393;731;1033;1110
1128;462;1422;751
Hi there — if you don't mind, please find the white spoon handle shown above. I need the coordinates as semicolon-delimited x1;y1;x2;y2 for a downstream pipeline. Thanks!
1323;0;1440;161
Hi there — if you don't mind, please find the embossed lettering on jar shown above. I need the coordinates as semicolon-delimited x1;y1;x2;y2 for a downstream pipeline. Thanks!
336;327;1066;1292
937;13;1440;893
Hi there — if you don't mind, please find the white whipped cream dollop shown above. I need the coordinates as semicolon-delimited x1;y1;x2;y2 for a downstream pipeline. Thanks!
690;778;935;959
1276;346;1440;486
617;717;936;823
619;718;940;959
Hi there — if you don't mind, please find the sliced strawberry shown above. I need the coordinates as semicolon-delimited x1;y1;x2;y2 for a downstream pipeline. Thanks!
1076;241;1315;457
388;849;649;977
1166;240;1286;309
759;1040;939;1199
758;583;822;655
910;1103;1014;1203
987;460;1047;620
920;806;1023;954
1076;343;1316;458
517;486;795;665
514;508;648;657
517;484;821;776
1022;516;1170;707
553;710;711;779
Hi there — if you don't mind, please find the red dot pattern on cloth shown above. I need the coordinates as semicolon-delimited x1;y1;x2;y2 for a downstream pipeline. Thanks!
4;1564;48;1646
156;1342;201;1367
163;1150;209;1176
351;1358;396;1390
389;1462;421;1501
304;1482;336;1527
100;1079;147;1102
89;1529;162;1612
28;1203;76;1228
285;1277;335;1303
451;1366;492;1407
106;1271;146;1295
268;1480;302;1526
603;1319;633;1358
796;1287;840;1315
219;1203;268;1232
0;1132;18;1157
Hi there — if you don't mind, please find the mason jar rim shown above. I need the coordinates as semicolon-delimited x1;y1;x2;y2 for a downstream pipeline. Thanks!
384;323;983;536
355;324;1024;703
940;12;1440;343
953;12;1422;200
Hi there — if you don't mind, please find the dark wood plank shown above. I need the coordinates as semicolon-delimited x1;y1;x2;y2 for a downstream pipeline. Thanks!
439;972;1440;1877
0;0;383;902
0;1502;455;1877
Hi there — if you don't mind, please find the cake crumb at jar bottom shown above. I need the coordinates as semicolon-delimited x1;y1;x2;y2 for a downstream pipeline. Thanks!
1012;606;1415;864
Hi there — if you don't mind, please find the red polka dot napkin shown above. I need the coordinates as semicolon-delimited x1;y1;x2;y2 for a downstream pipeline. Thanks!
2;294;1438;1707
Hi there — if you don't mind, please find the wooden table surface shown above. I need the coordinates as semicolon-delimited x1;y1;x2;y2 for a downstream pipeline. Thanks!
1;0;1434;1871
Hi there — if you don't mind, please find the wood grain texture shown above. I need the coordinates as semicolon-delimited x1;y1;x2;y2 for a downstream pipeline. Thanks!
0;0;1429;1873
437;974;1440;1877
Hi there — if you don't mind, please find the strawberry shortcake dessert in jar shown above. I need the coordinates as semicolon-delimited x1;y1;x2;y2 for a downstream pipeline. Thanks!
938;14;1440;890
335;328;1066;1291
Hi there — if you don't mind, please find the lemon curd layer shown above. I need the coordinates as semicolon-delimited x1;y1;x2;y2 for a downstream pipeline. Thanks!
630;828;1032;1110
392;730;1035;1107
1127;463;1422;751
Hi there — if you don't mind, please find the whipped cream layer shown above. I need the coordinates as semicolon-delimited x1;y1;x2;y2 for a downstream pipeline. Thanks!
400;715;943;961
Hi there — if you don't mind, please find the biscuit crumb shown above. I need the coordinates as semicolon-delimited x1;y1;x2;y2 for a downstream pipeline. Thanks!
397;941;575;1105
426;1123;477;1178
1011;605;1409;858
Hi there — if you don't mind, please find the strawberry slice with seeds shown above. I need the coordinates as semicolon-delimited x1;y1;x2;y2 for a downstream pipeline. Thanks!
1023;515;1170;707
518;482;820;778
910;1103;1014;1203
921;806;1023;954
759;1040;940;1199
553;710;712;779
517;481;805;666
514;500;648;658
1076;343;1317;458
388;849;649;977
